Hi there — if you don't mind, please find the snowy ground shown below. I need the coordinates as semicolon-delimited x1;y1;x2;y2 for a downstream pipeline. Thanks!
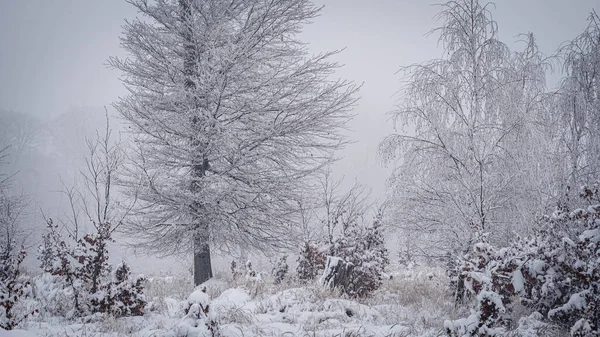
7;266;469;337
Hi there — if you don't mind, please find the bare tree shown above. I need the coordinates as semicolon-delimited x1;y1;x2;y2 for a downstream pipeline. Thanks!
318;168;371;245
110;0;359;285
40;112;134;311
53;111;131;240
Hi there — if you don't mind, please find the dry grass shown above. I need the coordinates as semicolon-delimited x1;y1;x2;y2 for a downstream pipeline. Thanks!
145;272;194;301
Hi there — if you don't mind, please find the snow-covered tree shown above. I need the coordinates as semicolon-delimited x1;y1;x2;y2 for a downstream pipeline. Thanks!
380;0;549;258
552;11;600;203
110;0;359;285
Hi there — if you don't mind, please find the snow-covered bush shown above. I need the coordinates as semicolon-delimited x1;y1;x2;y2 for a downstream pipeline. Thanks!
37;219;148;318
244;260;256;279
37;219;83;317
518;184;600;336
165;288;218;337
243;260;264;298
229;260;242;282
33;273;73;318
447;183;600;336
92;262;147;317
445;236;522;336
297;242;326;282
77;222;113;297
272;255;288;285
0;249;37;330
329;212;390;298
38;218;113;316
227;259;263;297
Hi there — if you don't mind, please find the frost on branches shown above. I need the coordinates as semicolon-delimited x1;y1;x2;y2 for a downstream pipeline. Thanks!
447;184;600;336
110;0;360;285
380;0;549;260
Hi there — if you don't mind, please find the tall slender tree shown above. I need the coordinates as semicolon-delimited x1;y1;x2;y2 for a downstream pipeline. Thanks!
111;0;358;285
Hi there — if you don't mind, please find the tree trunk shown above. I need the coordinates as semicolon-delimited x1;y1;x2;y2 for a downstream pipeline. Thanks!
455;273;465;305
180;0;213;286
194;230;212;286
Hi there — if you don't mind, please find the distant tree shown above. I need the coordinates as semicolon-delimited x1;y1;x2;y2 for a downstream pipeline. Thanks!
379;0;549;258
0;110;42;155
110;0;358;285
318;167;371;245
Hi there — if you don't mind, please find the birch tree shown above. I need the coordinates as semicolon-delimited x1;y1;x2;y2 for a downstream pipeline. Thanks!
380;0;548;258
553;10;600;203
111;0;358;285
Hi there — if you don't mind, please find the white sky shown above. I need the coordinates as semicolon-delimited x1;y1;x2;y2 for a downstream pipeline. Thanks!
0;0;598;203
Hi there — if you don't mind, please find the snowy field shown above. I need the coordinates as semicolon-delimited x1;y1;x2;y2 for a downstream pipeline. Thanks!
4;264;562;337
6;266;463;337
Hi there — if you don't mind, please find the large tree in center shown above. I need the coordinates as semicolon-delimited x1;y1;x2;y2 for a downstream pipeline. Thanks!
111;0;358;285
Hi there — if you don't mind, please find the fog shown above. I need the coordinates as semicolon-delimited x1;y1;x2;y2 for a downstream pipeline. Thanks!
0;0;597;274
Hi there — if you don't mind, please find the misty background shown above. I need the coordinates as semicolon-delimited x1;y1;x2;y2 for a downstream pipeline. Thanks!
0;0;597;273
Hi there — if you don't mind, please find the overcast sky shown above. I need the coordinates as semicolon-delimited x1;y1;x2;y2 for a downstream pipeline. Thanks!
0;0;598;202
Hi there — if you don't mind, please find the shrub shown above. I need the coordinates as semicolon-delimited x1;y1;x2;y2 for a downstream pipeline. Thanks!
329;212;390;298
38;218;114;316
0;249;37;330
272;255;289;285
38;219;147;318
446;184;600;336
92;262;147;317
165;288;219;337
297;242;326;282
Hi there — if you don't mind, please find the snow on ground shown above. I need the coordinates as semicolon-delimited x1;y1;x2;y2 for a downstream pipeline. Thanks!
1;330;38;337
7;266;465;337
